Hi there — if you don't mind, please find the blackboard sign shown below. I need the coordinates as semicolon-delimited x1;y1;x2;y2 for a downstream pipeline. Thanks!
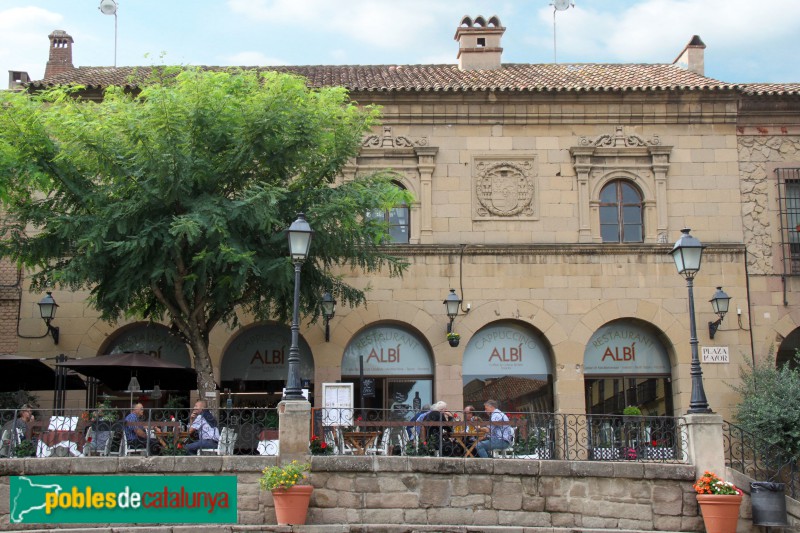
362;378;375;398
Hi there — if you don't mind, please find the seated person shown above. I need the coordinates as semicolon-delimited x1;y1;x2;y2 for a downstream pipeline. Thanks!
124;403;160;455
475;399;513;458
423;401;458;456
0;405;33;455
407;404;431;441
185;400;220;453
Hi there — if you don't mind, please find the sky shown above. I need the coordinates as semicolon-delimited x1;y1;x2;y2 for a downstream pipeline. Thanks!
1;0;799;87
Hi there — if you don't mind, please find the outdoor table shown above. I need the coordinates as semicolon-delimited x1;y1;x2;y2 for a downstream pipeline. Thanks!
153;422;190;447
449;431;482;457
342;431;381;455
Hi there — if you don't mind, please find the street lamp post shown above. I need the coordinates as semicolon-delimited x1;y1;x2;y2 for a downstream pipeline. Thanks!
284;213;313;401
669;228;712;414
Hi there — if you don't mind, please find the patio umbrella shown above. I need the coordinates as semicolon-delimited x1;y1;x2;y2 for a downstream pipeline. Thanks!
56;352;198;392
0;354;86;393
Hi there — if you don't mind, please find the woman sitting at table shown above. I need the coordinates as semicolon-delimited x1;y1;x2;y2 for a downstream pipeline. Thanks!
423;401;459;456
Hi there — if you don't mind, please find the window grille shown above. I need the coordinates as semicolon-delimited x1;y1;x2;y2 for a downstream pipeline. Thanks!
776;168;800;275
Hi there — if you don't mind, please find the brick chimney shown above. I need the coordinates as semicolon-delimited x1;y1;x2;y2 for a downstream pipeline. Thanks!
454;15;505;71
44;30;74;79
673;35;705;76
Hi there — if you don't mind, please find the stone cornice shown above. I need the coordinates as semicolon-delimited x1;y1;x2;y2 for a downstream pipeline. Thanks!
379;243;745;257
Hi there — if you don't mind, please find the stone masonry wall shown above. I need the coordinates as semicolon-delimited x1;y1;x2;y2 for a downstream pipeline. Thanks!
0;455;726;531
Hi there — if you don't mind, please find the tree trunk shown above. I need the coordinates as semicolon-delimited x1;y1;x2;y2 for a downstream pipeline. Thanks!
188;336;217;407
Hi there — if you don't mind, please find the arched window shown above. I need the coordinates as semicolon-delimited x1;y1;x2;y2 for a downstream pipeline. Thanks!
599;180;643;243
367;181;409;244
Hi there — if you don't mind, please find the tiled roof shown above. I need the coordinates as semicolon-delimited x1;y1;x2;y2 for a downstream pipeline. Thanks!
30;63;742;93
740;83;800;96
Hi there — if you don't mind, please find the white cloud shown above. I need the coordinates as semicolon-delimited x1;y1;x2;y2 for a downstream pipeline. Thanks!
548;0;800;63
0;7;63;80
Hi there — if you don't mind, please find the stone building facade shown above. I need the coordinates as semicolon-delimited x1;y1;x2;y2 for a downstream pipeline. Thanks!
7;16;800;422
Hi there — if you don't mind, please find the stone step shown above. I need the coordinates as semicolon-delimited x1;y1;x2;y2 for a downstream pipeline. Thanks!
16;526;698;533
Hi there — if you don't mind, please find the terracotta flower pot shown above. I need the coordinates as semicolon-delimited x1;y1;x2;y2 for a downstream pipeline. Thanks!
271;485;313;525
696;493;742;533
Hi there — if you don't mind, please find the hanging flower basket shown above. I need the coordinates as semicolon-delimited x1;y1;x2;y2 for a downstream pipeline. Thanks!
447;332;460;347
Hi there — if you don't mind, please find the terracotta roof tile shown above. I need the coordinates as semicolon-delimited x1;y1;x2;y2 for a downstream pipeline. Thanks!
740;83;800;96
30;63;740;93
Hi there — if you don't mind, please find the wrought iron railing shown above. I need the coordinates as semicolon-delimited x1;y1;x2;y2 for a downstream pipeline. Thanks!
313;408;688;462
0;407;279;458
0;407;687;461
723;420;800;498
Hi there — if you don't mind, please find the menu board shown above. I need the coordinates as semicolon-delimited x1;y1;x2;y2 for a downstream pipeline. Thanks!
321;383;354;426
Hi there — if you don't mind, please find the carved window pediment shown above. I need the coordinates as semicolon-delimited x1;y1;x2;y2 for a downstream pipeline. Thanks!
570;126;672;244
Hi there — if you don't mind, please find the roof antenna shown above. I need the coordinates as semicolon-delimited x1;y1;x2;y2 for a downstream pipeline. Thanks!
99;0;118;67
552;0;574;64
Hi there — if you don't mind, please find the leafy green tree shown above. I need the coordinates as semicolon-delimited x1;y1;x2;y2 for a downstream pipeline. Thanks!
0;68;409;395
732;352;800;459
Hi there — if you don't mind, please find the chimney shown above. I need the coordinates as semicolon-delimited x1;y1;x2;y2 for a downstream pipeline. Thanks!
454;15;505;71
44;30;74;79
7;71;30;91
673;35;705;76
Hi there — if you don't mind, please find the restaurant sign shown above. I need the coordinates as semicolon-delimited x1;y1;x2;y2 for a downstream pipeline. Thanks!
342;325;432;376
462;322;551;378
584;322;670;375
107;324;191;368
221;325;314;381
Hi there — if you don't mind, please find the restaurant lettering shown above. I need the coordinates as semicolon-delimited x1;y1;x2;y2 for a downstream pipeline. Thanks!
601;342;636;362
592;329;653;350
488;344;523;362
249;346;285;365
366;345;400;363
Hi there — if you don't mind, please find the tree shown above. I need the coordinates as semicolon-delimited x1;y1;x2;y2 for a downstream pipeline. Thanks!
0;68;410;396
731;352;800;460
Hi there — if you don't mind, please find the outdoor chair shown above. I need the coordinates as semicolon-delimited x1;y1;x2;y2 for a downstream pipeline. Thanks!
121;431;147;456
198;427;237;456
492;426;516;458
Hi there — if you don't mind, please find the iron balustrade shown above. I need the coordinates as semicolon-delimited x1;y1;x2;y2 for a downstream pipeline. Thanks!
0;407;688;461
723;420;799;498
312;408;688;462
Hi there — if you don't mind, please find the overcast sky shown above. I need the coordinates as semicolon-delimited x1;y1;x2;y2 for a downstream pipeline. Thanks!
2;0;799;86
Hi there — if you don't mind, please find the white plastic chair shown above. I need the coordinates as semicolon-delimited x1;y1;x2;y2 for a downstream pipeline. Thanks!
492;426;516;458
366;428;392;455
121;431;146;456
198;427;237;455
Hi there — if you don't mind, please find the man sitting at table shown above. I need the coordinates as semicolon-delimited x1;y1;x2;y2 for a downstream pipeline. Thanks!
124;403;160;455
185;400;220;453
475;399;513;458
1;404;33;454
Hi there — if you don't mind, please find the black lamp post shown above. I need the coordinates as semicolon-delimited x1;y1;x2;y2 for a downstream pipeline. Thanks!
708;287;731;339
284;213;313;401
321;292;336;342
669;228;712;414
37;291;60;344
443;289;462;333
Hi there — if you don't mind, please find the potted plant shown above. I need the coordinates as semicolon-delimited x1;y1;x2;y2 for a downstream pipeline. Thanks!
693;470;743;533
513;427;551;459
260;460;313;525
446;332;460;347
309;435;331;455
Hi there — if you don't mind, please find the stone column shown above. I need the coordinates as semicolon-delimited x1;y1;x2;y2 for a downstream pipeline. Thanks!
683;413;725;479
278;399;311;464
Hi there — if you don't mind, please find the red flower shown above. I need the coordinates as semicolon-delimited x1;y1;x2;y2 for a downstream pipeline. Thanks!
311;435;319;441
177;444;183;449
86;437;92;443
651;440;658;446
320;442;327;449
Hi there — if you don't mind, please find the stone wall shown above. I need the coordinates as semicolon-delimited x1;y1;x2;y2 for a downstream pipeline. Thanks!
0;455;742;531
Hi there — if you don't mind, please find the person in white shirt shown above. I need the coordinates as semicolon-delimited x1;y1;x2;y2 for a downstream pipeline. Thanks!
185;400;220;453
475;399;512;458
